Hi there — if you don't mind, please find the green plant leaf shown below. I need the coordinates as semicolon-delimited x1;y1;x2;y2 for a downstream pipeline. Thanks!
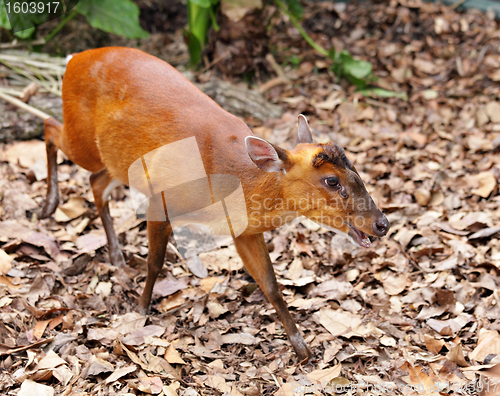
9;12;45;38
0;0;34;38
339;51;372;80
189;1;211;46
187;0;215;66
76;0;149;39
208;5;219;31
284;0;303;19
358;87;408;100
189;0;217;8
0;0;12;29
14;26;34;38
330;50;374;87
327;47;337;61
188;33;203;66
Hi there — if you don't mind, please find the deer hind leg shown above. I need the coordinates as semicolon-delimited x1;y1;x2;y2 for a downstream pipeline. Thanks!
233;233;312;362
41;117;63;218
89;168;125;267
138;220;172;314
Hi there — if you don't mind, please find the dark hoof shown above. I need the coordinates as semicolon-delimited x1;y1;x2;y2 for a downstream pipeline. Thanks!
110;250;126;268
40;200;58;219
291;334;312;364
296;346;312;364
297;352;312;365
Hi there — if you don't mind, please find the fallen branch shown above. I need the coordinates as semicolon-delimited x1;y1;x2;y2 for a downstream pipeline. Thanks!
0;90;51;120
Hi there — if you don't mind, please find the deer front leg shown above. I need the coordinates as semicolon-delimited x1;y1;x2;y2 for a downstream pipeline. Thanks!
138;221;172;314
233;233;312;362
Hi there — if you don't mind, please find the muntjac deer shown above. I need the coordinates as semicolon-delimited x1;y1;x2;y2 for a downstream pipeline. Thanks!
1;47;389;362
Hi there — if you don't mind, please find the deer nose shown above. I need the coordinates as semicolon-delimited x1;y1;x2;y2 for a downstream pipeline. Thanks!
373;216;390;237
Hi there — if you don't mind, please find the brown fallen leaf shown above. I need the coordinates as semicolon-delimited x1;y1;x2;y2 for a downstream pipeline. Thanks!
37;350;67;370
414;58;440;74
425;335;446;355
483;363;500;381
186;255;208;278
427;314;472;336
87;328;120;346
86;356;114;377
486;101;500;123
446;343;468;367
54;197;88;222
206;300;228;318
221;333;258;345
0;221;61;260
405;364;440;395
220;0;263;22
206;375;231;394
414;188;431;206
0;249;13;275
111;312;147;334
470;329;500;363
75;232;107;253
199;276;224;293
157;291;186;313
471;172;497;198
18;379;54;396
417;306;447;320
0;336;54;356
165;344;186;365
33;320;50;339
438;222;470;236
274;383;296;396
163;382;181;396
311;279;353;300
382;273;410;296
48;315;64;330
1;140;46;168
121;325;165;346
286;258;303;280
0;275;21;290
469;227;500;240
316;308;383;338
448;212;491;230
136;376;163;394
153;278;189;297
53;365;73;386
120;343;147;370
429;190;444;206
105;365;137;384
306;363;342;385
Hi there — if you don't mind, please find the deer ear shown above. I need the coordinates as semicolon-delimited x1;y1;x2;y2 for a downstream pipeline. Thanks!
297;114;313;144
245;136;290;173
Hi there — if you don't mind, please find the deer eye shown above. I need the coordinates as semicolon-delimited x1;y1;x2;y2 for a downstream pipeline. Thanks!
325;176;339;187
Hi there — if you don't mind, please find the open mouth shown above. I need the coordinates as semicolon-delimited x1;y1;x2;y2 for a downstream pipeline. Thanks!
348;224;371;248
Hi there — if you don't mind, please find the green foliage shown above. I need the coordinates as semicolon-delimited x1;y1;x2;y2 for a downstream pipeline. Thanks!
187;0;219;67
0;1;8;27
190;0;218;8
288;54;302;67
358;87;408;100
0;0;148;43
283;0;303;19
329;50;405;99
330;50;373;89
0;0;36;38
274;0;406;99
76;0;149;39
